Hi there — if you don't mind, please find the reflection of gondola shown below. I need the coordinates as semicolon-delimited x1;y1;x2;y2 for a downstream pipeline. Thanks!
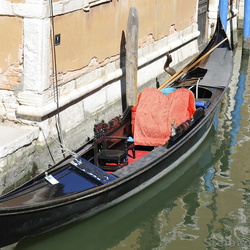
0;17;233;248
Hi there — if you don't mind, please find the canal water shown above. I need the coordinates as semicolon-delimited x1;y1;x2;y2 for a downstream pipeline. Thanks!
16;38;250;250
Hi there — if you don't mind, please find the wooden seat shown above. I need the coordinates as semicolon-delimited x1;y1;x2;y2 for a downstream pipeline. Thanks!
94;135;129;171
93;109;135;171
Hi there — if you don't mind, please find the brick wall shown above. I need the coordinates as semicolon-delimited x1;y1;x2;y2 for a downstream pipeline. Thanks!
0;63;22;91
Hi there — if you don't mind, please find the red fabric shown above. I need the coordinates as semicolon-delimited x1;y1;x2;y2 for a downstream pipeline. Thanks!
133;88;196;146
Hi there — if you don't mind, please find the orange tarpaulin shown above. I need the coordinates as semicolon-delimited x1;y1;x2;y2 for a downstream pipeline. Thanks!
133;88;196;146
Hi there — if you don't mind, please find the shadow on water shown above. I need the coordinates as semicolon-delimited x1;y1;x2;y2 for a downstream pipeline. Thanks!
16;124;225;250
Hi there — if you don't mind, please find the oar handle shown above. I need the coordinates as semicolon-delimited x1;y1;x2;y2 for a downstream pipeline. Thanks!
158;37;228;90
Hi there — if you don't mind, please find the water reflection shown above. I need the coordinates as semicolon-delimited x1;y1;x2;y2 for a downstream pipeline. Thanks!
229;48;249;152
202;45;250;249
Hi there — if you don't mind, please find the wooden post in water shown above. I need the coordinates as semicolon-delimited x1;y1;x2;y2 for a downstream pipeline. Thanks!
126;7;138;107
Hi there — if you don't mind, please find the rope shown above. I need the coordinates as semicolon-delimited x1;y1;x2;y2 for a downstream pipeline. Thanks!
39;127;78;160
49;0;66;157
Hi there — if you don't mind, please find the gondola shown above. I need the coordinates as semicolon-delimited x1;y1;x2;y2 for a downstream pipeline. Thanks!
0;17;233;248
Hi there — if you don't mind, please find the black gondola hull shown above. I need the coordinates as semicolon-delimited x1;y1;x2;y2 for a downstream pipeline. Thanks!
0;98;219;247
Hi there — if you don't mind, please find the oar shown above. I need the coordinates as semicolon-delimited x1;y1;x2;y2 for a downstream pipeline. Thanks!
158;37;228;90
